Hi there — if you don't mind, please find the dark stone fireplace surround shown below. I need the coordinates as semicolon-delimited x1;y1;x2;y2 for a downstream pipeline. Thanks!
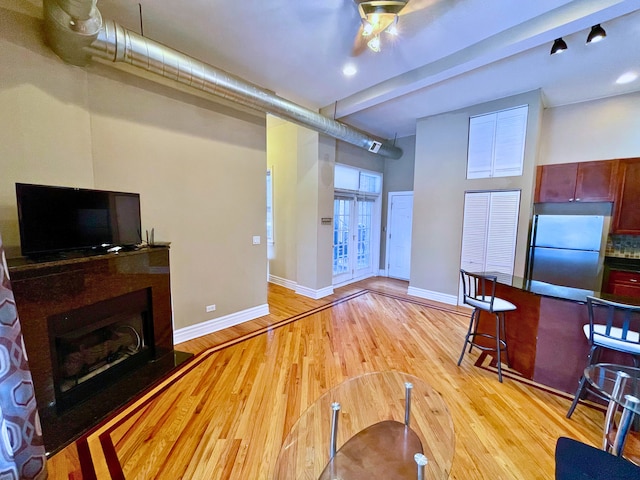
8;247;190;454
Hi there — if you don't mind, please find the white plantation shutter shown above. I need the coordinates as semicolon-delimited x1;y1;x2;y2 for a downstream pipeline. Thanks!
493;107;527;177
467;105;527;179
467;115;496;179
461;190;520;276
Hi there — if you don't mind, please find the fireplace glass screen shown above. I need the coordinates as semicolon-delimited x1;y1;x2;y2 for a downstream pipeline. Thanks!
57;313;145;392
49;289;154;412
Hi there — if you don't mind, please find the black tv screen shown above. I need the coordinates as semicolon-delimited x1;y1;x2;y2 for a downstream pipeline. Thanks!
16;183;142;257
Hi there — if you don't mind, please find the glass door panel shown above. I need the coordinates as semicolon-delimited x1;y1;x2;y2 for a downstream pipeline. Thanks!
333;198;351;283
333;196;377;285
356;199;374;274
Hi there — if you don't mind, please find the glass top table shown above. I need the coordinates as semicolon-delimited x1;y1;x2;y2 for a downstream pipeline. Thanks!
273;371;455;479
585;363;640;458
585;364;640;415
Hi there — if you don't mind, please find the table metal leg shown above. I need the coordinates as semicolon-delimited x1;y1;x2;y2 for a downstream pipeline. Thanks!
604;371;630;451
612;395;640;457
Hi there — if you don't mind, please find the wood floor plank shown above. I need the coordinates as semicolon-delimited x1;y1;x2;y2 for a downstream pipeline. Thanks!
47;278;606;479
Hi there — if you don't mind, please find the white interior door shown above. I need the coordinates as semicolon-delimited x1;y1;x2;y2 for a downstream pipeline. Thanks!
386;192;413;280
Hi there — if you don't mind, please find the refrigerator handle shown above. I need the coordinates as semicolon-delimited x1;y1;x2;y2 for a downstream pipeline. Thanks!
525;215;539;282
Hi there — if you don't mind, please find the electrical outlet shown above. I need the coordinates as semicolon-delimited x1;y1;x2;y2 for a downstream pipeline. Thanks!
206;304;216;313
252;236;261;245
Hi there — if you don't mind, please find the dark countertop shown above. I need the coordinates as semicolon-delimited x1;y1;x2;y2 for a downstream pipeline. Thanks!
6;245;167;273
483;271;640;305
604;256;640;272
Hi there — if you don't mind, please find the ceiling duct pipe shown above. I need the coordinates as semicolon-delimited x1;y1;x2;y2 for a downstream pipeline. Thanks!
43;0;403;159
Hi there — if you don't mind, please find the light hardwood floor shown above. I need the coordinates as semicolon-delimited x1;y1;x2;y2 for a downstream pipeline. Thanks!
47;277;605;479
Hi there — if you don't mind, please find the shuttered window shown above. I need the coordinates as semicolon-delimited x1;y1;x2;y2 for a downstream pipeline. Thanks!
467;105;528;179
461;190;521;276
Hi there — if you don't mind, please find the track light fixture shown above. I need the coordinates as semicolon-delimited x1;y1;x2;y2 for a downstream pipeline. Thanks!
550;38;568;55
586;24;606;44
550;23;608;56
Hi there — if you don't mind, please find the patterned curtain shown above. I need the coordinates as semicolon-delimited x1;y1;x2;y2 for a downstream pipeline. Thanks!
0;234;47;479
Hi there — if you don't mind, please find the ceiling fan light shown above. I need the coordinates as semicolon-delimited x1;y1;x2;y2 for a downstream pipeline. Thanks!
386;15;399;35
586;24;606;44
550;37;568;55
367;35;381;52
362;19;373;36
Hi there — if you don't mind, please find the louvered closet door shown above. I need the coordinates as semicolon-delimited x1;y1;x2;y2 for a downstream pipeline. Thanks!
485;191;520;273
461;192;490;273
461;190;521;275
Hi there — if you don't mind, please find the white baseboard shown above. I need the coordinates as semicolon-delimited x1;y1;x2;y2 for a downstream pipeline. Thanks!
407;286;458;306
173;303;270;345
294;284;334;299
268;275;297;290
268;275;334;299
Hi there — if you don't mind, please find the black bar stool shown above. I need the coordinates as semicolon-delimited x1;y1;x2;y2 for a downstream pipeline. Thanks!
566;296;640;419
457;269;517;382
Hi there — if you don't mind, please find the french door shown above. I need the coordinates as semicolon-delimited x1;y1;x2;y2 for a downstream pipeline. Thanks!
333;195;377;285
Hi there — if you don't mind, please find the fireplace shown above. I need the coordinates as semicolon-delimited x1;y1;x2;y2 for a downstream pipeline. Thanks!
49;289;154;413
8;247;191;454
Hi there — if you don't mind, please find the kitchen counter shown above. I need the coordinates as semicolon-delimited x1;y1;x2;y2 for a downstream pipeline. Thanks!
481;271;640;305
470;272;639;394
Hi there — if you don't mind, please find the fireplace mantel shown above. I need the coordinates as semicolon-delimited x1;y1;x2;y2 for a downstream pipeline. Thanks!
8;247;189;453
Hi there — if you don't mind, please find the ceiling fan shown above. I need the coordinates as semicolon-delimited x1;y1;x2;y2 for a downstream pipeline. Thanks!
351;0;437;55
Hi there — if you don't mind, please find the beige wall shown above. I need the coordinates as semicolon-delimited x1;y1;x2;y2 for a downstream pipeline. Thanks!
295;127;324;291
539;90;640;165
316;134;337;289
0;6;268;331
267;121;335;293
0;8;95;257
411;90;543;301
266;117;299;283
267;121;404;289
336;141;385;172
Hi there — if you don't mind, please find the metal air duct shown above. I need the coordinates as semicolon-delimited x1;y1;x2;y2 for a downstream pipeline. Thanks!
43;0;403;159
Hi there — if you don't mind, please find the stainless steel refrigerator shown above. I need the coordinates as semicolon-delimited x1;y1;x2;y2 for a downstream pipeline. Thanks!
527;214;606;291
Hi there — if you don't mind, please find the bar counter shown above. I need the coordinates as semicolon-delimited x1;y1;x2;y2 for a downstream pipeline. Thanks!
474;273;640;394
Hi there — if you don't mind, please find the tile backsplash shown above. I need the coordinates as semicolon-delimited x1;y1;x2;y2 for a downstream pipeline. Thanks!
606;234;640;258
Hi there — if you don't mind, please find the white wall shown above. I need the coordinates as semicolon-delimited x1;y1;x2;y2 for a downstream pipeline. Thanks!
539;91;640;165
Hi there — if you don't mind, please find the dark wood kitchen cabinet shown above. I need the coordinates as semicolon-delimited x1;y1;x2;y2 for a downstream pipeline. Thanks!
612;157;640;234
604;270;640;299
534;160;618;203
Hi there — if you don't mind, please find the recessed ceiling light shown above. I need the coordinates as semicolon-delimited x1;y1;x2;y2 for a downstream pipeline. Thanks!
342;64;357;77
616;72;638;85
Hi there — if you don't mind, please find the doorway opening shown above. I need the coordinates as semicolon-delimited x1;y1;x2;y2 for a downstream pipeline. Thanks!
333;164;382;286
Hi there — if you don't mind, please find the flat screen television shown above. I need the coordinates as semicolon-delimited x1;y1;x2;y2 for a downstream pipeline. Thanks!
16;183;142;258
